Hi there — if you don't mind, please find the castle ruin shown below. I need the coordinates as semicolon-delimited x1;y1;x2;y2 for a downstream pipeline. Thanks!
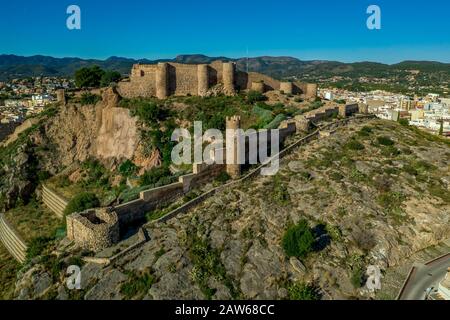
117;61;317;99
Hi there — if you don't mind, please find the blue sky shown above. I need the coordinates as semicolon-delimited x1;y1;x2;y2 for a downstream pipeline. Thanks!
0;0;449;63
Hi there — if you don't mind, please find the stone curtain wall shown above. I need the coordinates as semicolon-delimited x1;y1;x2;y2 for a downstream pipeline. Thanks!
117;61;318;99
42;184;69;218
65;162;226;250
114;181;185;225
117;64;158;98
170;64;198;96
113;163;225;225
149;115;375;225
0;213;27;263
63;115;320;251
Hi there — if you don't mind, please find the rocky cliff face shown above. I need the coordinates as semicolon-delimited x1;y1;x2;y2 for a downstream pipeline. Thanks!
0;87;155;212
44;88;140;167
12;118;450;300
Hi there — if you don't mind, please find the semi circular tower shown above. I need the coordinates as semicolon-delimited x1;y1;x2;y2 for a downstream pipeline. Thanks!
251;81;265;93
226;115;241;178
280;82;293;94
156;62;169;99
222;62;236;95
197;64;209;96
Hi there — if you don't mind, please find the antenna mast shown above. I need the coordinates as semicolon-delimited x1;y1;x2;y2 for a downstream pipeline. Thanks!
246;46;249;73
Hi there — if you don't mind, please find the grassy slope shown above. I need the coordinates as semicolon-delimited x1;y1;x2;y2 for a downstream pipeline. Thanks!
0;244;20;300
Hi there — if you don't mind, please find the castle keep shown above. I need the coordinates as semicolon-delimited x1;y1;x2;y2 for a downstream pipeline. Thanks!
117;61;317;99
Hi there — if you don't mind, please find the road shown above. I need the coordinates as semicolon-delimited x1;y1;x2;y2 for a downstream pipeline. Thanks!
398;253;450;300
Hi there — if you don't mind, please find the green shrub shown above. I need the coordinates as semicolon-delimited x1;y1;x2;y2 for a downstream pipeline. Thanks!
403;164;418;176
398;118;409;126
131;100;168;123
325;225;343;242
80;159;109;187
346;140;365;151
273;175;290;205
247;90;267;104
40;254;64;281
287;282;321;300
381;146;401;157
377;136;394;146
80;93;101;105
330;171;344;181
74;66;105;88
252;104;274;128
26;236;53;261
119;160;138;177
282;220;314;258
64;192;100;215
188;235;241;299
215;171;231;183
358;126;373;136
37;171;51;181
264;113;286;129
429;183;450;203
377;191;405;214
120;270;155;300
351;267;365;288
54;175;71;188
100;70;121;87
139;166;171;186
183;190;200;203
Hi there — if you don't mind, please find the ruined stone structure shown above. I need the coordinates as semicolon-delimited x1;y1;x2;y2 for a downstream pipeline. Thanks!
56;89;66;105
62;114;303;251
437;267;450;300
225;116;242;179
117;61;317;99
66;208;120;251
339;103;360;118
358;103;369;114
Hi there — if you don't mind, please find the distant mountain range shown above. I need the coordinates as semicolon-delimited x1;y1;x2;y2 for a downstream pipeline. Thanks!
0;53;449;82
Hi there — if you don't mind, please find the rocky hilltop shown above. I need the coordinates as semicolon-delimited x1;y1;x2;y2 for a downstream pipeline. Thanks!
43;88;140;167
13;118;450;300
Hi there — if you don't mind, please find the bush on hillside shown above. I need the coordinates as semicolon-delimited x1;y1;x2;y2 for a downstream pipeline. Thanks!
246;90;267;104
282;220;315;258
287;282;321;300
139;166;171;186
119;160;138;177
100;70;121;87
64;192;100;216
377;136;395;146
80;93;101;105
75;66;105;88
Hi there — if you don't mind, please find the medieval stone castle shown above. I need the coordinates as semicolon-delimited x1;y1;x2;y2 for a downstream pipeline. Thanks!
117;60;317;99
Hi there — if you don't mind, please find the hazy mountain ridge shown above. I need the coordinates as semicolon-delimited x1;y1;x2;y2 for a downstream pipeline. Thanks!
0;54;449;81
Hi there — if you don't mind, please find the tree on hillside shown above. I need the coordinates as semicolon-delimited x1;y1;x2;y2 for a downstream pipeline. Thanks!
101;70;122;87
74;66;105;88
282;220;315;258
